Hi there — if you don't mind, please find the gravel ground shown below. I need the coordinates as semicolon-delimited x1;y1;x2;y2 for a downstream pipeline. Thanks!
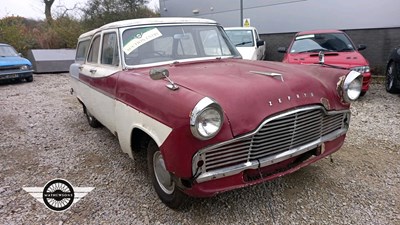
0;74;399;225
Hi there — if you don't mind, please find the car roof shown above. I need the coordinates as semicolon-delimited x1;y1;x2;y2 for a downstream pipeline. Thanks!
224;27;256;30
296;30;344;36
79;17;218;39
0;43;11;46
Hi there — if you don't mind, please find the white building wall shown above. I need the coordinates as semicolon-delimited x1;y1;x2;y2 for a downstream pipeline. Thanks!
160;0;400;34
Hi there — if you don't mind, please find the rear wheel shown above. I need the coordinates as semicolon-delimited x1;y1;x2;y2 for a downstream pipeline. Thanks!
386;61;400;93
147;140;185;209
85;107;101;128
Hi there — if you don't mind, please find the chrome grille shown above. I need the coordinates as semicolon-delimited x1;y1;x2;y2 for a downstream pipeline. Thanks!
0;65;20;71
194;106;349;174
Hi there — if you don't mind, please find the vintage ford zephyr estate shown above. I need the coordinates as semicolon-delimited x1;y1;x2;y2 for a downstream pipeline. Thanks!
70;18;363;208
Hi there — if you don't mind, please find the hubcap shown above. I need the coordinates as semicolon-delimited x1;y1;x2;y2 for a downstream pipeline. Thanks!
387;64;394;89
86;110;92;121
153;151;175;194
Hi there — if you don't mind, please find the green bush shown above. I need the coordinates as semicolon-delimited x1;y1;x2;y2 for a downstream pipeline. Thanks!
0;1;159;54
0;16;37;55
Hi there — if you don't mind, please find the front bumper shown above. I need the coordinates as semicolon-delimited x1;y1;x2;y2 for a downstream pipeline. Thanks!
195;128;346;184
183;134;346;197
179;105;350;197
0;70;33;80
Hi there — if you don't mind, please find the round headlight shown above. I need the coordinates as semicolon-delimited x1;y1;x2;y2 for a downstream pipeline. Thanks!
342;71;363;102
20;65;28;70
347;79;362;100
190;97;223;140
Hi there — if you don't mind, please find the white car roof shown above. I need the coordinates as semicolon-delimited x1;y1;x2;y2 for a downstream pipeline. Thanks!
224;27;256;31
79;17;218;39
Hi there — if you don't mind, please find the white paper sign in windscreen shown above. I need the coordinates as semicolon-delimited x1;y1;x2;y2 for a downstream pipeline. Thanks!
123;28;163;55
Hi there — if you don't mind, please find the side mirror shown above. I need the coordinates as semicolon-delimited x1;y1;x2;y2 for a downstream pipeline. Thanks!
149;67;179;90
150;68;169;80
18;53;23;57
277;47;287;53
256;40;265;47
357;44;367;51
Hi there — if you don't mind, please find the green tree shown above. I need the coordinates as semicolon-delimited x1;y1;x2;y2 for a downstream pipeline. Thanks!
0;17;38;55
51;16;84;48
82;0;158;30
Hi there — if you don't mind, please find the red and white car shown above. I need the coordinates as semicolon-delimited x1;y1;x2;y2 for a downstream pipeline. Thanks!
278;30;371;96
70;18;363;208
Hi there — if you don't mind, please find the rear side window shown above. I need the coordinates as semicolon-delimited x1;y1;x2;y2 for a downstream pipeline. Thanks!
87;36;101;63
101;32;119;66
75;40;90;62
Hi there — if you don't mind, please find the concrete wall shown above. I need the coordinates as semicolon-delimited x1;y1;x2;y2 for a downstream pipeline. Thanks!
27;49;76;73
261;27;400;74
160;0;400;74
160;0;400;34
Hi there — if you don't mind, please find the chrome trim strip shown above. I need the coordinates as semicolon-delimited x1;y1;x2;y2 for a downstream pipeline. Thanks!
249;71;284;82
193;105;350;183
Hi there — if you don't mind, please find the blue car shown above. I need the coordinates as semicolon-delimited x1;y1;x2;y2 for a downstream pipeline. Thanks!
0;43;33;82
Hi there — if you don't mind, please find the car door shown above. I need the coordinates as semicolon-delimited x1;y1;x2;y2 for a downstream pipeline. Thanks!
79;30;121;133
254;29;265;60
70;38;91;80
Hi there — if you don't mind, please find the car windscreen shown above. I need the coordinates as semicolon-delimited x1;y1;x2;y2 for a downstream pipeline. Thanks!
0;45;19;57
122;25;240;66
225;30;254;47
290;33;355;53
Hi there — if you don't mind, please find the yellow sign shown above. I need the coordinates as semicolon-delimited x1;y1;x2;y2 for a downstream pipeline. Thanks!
243;18;250;27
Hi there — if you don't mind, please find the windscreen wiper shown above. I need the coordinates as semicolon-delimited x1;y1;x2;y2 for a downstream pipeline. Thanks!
235;41;252;46
338;48;354;52
298;49;334;53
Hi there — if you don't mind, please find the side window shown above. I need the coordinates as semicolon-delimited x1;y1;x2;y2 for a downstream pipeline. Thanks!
87;35;101;63
200;30;230;56
101;32;119;66
75;40;90;62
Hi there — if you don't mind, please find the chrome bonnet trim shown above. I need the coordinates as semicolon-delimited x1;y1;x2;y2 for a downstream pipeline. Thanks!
192;105;350;183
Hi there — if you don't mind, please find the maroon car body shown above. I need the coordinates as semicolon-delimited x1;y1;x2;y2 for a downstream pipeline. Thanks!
70;18;363;208
279;30;371;95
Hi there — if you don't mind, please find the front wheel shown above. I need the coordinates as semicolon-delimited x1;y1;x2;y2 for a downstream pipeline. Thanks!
26;76;33;82
386;61;400;93
147;140;185;209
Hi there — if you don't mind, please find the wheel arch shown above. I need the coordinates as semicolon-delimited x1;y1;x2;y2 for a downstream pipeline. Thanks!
115;101;173;159
130;127;152;154
386;59;394;72
76;96;86;113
